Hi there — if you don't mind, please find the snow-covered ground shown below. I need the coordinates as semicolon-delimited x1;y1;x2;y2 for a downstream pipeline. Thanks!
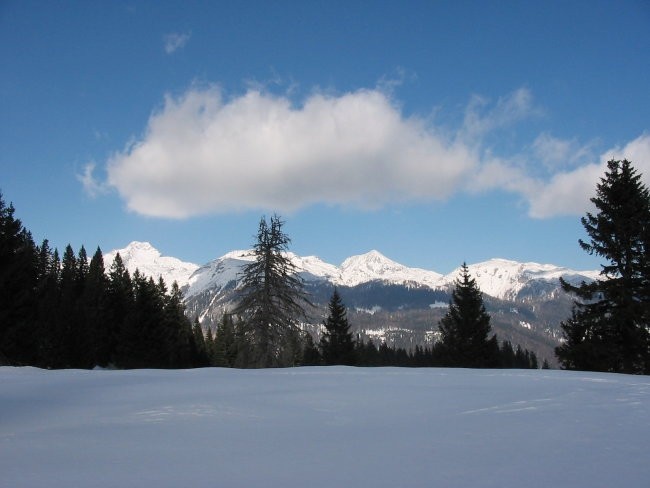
2;367;649;488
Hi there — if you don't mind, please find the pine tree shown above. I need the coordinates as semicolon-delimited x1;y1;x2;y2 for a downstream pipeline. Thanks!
36;244;60;367
301;333;322;366
117;272;167;368
556;159;650;374
320;289;356;365
233;215;311;367
68;246;90;368
50;244;78;368
204;325;216;365
163;281;195;368
438;263;496;368
0;193;39;365
80;248;109;367
192;318;210;367
213;313;238;367
106;254;133;366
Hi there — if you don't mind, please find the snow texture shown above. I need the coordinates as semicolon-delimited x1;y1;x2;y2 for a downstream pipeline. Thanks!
1;367;649;488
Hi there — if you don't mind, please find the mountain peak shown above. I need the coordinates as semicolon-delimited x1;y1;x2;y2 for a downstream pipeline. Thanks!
341;250;400;274
104;242;198;288
339;250;442;287
117;241;161;259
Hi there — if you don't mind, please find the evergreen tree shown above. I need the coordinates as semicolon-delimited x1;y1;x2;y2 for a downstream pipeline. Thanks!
106;254;133;366
80;248;109;367
233;215;311;367
213;313;238;367
164;281;195;368
356;339;380;366
68;246;90;367
320;289;356;365
0;193;39;365
49;244;78;368
437;263;496;368
301;333;322;366
36;244;60;367
499;340;515;368
192;318;210;367
204;325;216;365
117;272;167;368
556;159;650;374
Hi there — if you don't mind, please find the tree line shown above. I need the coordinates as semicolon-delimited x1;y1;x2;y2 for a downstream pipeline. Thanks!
191;295;543;370
0;196;203;368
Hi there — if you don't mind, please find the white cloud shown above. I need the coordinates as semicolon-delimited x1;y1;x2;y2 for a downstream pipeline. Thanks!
94;83;649;221
164;32;191;54
525;133;650;218
78;162;108;198
531;132;596;171
460;88;538;140
105;86;480;218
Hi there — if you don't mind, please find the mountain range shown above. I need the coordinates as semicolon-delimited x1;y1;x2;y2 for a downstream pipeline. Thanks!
104;241;601;365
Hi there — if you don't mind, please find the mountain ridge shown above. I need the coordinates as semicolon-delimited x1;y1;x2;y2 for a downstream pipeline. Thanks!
104;241;599;301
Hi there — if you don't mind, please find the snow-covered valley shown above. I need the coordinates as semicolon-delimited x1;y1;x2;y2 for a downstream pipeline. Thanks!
2;366;648;488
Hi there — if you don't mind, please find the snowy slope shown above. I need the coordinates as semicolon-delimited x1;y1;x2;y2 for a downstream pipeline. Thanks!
104;241;199;288
185;250;340;298
338;250;443;287
2;366;649;488
185;249;444;298
441;258;601;300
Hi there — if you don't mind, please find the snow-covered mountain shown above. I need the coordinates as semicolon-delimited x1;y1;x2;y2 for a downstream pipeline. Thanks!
104;241;199;288
184;249;444;298
338;250;443;288
105;242;599;303
182;247;598;301
444;259;600;301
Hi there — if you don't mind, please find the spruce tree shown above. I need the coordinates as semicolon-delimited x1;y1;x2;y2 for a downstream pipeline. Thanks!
117;272;167;368
320;289;356;365
51;244;78;368
192;318;210;367
204;325;216;365
214;313;238;367
233;215;311;367
163;281;195;368
556;159;650;374
106;254;133;366
36;245;60;367
301;333;322;366
438;263;496;368
0;193;39;365
80;248;109;367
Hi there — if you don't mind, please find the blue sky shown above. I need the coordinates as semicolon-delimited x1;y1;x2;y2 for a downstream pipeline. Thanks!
1;1;649;273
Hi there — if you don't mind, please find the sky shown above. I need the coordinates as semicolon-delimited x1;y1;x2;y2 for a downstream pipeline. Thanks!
1;1;649;274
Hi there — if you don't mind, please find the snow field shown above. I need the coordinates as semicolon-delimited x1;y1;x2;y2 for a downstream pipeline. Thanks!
1;367;649;488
